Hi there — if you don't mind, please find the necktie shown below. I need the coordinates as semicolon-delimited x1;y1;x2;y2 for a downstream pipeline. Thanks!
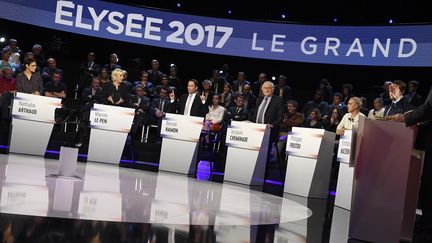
386;102;396;116
256;97;268;123
160;99;165;112
235;108;240;115
184;94;193;115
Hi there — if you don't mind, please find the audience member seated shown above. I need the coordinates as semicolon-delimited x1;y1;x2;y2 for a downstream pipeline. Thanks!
404;80;423;108
359;97;369;116
210;69;226;95
0;67;16;123
379;81;392;106
75;77;103;146
219;63;233;84
98;67;111;85
129;85;151;136
147;59;164;85
232;71;250;95
280;100;304;134
150;87;175;125
201;79;214;107
16;52;36;73
104;53;121;73
16;56;43;95
220;83;235;109
252;73;266;98
168;65;183;97
79;52;100;90
274;75;293;104
336;97;365;135
319;78;333;104
122;70;133;91
341;83;354;105
0;47;17;73
202;94;226;149
384;80;414;117
323;107;342;133
368;97;385;120
155;75;173;98
134;71;154;99
8;39;22;67
227;95;248;121
303;108;323;129
302;89;329;116
44;70;67;99
42;58;63;83
242;84;256;111
102;69;130;107
277;100;304;161
324;92;346;119
32;44;46;69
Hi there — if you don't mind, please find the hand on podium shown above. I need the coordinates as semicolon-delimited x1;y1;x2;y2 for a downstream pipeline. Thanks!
385;113;405;122
266;124;274;129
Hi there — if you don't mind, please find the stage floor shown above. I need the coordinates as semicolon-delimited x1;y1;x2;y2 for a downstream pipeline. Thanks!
0;153;390;242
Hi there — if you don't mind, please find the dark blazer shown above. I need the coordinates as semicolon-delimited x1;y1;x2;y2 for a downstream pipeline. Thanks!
212;77;226;94
404;92;424;108
384;96;414;116
178;93;207;117
232;80;250;94
228;106;248;121
81;87;103;105
250;95;284;141
274;85;293;103
405;87;432;151
104;63;122;73
102;82;130;107
130;95;151;112
243;94;257;111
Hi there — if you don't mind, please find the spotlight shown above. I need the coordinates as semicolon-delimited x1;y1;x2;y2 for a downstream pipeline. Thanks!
0;37;5;43
388;19;394;24
170;63;176;67
333;18;338;23
281;14;286;19
176;2;181;8
219;70;223;74
271;76;276;81
227;10;232;14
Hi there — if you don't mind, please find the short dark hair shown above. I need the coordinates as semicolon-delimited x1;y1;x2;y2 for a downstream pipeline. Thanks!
278;75;287;81
333;92;343;100
393;80;407;93
51;70;62;77
408;80;419;88
188;79;198;87
24;56;36;66
342;83;353;92
287;100;298;107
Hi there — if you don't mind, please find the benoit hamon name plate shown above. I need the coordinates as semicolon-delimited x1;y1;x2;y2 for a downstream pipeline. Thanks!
160;113;204;142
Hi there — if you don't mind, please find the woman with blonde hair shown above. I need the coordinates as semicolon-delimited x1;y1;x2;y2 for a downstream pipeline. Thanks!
102;68;130;106
336;96;365;135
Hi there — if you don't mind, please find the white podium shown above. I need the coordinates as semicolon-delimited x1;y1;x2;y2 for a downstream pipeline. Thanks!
223;121;270;186
159;113;204;175
87;104;135;164
9;92;62;156
334;130;354;210
284;127;335;198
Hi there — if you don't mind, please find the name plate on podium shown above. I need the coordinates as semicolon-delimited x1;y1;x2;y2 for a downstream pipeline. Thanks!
225;121;267;151
160;113;204;142
337;130;353;163
286;127;325;159
12;92;62;123
90;104;135;133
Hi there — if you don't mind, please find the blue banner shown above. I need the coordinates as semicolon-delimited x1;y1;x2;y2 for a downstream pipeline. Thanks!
1;0;432;66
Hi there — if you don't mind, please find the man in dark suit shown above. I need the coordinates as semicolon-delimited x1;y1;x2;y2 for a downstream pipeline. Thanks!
129;85;151;135
178;79;207;117
242;84;256;111
404;80;424;108
150;87;176;125
252;73;266;98
232;72;250;95
250;81;284;145
228;95;248;121
104;53;121;74
274;75;293;104
384;80;414;116
390;86;432;228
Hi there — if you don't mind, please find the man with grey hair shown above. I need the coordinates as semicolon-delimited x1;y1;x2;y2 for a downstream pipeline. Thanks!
32;44;46;69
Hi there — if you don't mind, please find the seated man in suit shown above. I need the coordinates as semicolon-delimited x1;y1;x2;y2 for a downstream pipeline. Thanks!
250;81;284;163
404;80;423;108
242;84;256;111
178;79;207;117
232;72;250;95
129;85;151;136
384;80;414;117
274;75;293;104
227;95;248;121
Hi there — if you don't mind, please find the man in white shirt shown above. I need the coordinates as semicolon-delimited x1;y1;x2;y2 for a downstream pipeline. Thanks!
178;79;207;117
